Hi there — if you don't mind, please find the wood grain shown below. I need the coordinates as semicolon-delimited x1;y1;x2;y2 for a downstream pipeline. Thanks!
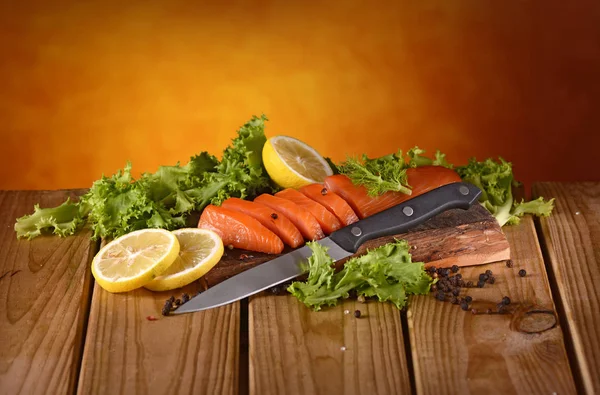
204;205;510;288
0;190;96;395
77;281;240;395
249;294;411;395
407;216;577;395
533;182;600;394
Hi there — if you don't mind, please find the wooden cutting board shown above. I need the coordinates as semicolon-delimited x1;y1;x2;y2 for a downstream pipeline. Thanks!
199;204;510;289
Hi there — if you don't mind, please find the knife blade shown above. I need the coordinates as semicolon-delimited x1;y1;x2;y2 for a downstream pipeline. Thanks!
172;181;481;314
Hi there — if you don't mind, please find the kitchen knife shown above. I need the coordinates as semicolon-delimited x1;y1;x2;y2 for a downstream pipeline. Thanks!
172;182;481;314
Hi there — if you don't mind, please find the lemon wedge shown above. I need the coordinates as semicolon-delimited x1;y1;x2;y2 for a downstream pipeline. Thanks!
262;135;333;189
91;228;180;293
144;228;224;292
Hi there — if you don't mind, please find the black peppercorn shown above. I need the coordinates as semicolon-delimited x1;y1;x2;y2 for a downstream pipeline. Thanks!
455;274;462;281
270;286;281;295
436;292;445;301
182;293;190;303
175;298;182;306
465;296;473;303
451;296;459;304
506;260;513;268
162;300;173;316
354;310;361;318
479;273;489;282
167;296;175;304
321;188;328;195
451;265;459;273
460;301;469;311
488;276;496;284
519;269;527;277
271;213;278;219
477;281;485;288
501;296;511;305
452;288;460;296
485;269;493;276
429;266;437;273
466;281;473;287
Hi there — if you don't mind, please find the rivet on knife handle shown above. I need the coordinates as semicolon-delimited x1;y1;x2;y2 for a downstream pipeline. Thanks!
328;182;482;253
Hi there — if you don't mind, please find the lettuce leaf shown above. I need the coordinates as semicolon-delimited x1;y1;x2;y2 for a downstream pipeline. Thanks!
15;115;277;240
288;240;433;311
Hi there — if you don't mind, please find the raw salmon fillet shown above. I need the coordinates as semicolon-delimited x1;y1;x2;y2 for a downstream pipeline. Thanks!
198;204;284;254
221;197;304;248
275;188;342;234
299;183;359;226
324;166;461;219
254;194;325;241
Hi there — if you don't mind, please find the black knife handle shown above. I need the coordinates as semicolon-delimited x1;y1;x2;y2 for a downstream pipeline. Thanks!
328;182;482;253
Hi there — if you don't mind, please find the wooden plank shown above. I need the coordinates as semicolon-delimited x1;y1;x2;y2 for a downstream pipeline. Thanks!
533;182;600;394
249;294;411;395
0;190;96;395
77;281;240;395
407;216;577;395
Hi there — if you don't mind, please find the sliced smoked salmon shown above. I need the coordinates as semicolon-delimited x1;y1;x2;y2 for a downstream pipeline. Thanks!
253;194;325;241
221;197;304;248
274;188;342;234
299;183;359;226
198;204;284;254
324;166;461;219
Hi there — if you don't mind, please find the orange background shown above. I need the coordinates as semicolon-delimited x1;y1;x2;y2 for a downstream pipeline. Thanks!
1;1;598;191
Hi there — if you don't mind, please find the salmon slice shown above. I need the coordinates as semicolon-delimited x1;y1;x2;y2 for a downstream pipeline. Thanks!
299;183;359;226
198;204;284;254
221;198;304;248
253;194;325;241
274;189;342;234
324;166;462;219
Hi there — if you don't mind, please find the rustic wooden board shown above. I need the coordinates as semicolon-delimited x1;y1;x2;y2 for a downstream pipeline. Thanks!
407;216;577;395
533;182;600;395
204;204;510;288
249;294;411;395
77;281;240;395
0;190;96;395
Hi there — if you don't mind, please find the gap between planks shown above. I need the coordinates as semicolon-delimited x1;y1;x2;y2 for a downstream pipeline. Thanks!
533;182;600;395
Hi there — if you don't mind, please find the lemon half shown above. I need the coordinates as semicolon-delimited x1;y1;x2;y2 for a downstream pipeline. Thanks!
262;135;333;189
144;228;224;292
92;228;180;293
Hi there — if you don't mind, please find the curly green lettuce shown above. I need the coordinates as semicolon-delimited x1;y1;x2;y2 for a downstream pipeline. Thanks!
288;240;433;311
15;114;277;240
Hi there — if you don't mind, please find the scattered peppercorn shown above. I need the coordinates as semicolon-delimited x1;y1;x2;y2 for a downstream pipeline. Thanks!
461;301;469;311
436;292;446;301
451;265;459;273
477;281;485;288
455;274;462;281
162;300;173;316
485;269;493;276
167;296;175;304
182;293;190;303
519;269;527;277
452;288;461;296
429;266;437;273
354;310;361;318
321;188;328;195
451;296;459;304
175;298;182;306
488;276;496;284
465;296;473;303
506;260;513;268
271;213;278;219
466;281;474;287
502;296;511;305
479;273;489;282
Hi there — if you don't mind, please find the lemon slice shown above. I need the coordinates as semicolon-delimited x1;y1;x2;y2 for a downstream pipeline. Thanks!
144;228;224;292
263;135;333;189
91;229;180;293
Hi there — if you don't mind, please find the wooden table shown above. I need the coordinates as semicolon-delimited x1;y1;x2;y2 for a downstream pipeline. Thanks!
1;182;598;395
